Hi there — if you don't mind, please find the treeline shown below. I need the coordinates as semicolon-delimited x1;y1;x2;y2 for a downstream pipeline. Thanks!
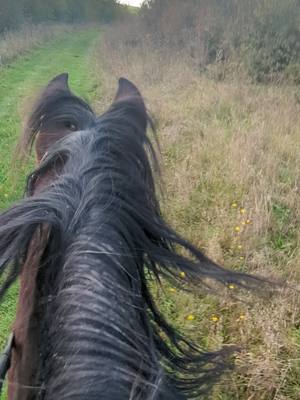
0;0;121;33
140;0;300;83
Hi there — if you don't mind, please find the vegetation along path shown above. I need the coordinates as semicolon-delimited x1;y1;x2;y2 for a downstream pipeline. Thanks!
0;29;100;358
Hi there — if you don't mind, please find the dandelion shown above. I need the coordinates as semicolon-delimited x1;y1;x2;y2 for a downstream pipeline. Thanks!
228;284;235;290
246;219;252;225
237;245;243;250
237;314;246;321
240;208;246;214
187;314;195;321
240;256;245;261
242;221;246;226
211;315;219;322
169;288;176;293
234;226;240;233
179;271;186;279
231;203;238;208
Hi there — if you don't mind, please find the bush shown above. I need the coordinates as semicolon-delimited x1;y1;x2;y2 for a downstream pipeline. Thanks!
243;0;300;82
140;0;300;83
0;0;120;33
285;63;300;85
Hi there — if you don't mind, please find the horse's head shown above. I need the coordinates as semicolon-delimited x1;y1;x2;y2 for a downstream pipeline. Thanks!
22;73;148;187
0;75;261;400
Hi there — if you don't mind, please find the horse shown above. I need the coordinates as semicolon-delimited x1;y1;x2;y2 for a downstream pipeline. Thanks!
0;74;260;399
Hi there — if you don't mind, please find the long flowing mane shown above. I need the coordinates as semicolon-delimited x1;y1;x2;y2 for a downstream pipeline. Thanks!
0;75;262;399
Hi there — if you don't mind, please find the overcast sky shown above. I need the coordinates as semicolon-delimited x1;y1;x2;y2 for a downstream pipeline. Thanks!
118;0;143;6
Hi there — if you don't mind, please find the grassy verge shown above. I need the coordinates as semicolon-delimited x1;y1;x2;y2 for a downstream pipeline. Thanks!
0;24;75;66
92;24;300;399
0;28;100;399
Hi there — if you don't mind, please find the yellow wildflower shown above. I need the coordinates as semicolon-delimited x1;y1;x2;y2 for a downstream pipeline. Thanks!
234;226;240;233
211;315;219;322
169;288;176;293
237;314;246;321
231;203;238;208
179;271;186;279
228;284;235;290
246;219;252;225
240;208;246;214
237;244;243;250
187;314;195;321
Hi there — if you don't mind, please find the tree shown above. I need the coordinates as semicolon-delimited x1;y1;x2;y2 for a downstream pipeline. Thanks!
0;0;120;31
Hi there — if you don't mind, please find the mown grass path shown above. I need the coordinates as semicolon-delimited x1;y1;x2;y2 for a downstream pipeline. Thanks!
0;28;100;360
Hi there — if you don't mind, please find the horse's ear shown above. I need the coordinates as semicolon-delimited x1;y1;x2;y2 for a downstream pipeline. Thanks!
114;78;142;103
112;78;148;130
19;73;94;165
43;73;70;95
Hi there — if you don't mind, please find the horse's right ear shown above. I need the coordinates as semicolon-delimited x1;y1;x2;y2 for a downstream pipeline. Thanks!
111;78;148;131
114;78;143;103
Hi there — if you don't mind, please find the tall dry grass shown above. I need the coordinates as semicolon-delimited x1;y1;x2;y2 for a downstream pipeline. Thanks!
0;24;74;65
91;20;300;399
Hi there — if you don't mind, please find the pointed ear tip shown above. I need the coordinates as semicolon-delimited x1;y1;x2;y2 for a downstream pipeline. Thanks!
114;78;147;111
116;77;142;97
119;77;129;83
118;77;135;88
49;72;69;85
55;72;69;83
45;73;69;92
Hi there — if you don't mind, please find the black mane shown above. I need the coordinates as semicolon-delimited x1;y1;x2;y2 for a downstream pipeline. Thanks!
0;77;261;399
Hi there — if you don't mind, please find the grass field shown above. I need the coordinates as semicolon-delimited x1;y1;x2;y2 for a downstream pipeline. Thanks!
0;28;100;398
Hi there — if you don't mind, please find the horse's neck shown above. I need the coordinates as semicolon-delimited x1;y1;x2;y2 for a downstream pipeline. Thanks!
10;228;179;400
40;236;164;399
8;231;49;400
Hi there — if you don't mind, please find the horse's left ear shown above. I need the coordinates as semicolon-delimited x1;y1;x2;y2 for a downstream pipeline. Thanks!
43;73;70;95
112;78;148;130
19;73;94;164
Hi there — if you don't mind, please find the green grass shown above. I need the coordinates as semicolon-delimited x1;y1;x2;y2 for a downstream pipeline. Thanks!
0;28;100;398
